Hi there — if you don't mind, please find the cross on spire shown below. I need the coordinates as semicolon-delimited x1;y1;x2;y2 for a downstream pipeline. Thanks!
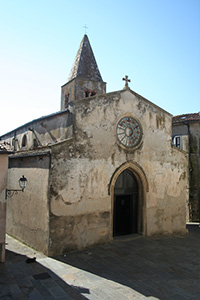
83;24;88;34
122;75;131;89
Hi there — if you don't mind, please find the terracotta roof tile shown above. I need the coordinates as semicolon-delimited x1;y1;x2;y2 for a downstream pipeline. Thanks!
172;113;200;123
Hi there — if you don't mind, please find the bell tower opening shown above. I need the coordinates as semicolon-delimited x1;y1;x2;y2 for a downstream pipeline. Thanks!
113;169;139;237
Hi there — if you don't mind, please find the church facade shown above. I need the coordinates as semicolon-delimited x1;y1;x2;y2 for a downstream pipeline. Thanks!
0;35;188;256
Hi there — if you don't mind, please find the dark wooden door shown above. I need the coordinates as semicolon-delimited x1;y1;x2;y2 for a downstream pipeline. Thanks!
113;194;138;236
113;170;138;237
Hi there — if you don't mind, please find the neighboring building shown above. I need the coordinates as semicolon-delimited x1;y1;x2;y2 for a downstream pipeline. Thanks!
0;143;12;262
172;113;200;222
0;35;188;256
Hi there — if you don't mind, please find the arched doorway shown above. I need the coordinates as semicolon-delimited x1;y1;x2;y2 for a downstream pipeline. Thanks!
113;169;139;236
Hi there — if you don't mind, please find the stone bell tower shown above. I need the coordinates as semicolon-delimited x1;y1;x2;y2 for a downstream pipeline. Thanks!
61;34;106;111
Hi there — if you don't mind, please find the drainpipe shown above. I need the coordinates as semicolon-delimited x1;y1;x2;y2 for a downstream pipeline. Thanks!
198;186;200;226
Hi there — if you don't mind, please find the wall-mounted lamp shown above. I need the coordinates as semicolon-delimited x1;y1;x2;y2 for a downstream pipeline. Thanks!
6;175;28;199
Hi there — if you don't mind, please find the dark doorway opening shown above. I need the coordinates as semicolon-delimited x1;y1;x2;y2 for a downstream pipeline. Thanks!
113;170;138;237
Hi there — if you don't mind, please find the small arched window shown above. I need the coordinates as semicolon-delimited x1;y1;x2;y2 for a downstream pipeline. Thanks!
90;90;96;96
22;134;27;147
84;89;90;97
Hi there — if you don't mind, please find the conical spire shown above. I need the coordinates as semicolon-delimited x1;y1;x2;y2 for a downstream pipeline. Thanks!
68;35;103;82
61;35;106;110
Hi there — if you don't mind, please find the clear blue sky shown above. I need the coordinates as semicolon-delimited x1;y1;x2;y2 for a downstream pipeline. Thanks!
0;0;199;135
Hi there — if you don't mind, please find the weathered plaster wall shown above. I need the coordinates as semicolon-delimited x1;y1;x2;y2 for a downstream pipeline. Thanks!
0;154;8;244
49;90;188;255
0;153;9;262
61;78;106;110
0;201;6;244
61;80;76;110
146;147;188;234
6;153;50;254
172;120;200;221
189;122;200;221
49;140;112;254
0;155;9;193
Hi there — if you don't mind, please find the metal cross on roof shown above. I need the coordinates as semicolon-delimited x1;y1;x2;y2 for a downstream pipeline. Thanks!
122;75;131;89
83;24;88;34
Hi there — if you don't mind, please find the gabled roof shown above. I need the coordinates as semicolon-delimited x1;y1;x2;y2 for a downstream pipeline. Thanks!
172;113;200;124
75;87;173;117
0;110;70;138
68;34;103;82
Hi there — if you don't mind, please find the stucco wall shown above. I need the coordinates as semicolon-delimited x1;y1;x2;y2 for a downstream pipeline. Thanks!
189;122;200;221
61;78;106;110
0;153;9;262
0;154;9;244
49;90;188;255
49;140;112;254
0;154;9;193
6;153;50;254
172;120;200;221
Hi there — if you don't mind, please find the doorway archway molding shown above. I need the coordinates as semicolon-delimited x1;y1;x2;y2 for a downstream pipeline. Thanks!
108;161;149;236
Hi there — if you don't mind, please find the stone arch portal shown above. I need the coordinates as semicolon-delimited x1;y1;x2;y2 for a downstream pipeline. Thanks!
108;162;148;237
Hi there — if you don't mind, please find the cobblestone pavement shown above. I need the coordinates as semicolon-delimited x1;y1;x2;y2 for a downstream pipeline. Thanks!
0;225;200;300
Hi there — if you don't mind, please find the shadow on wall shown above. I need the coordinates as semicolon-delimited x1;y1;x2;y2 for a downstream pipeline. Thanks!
0;249;89;299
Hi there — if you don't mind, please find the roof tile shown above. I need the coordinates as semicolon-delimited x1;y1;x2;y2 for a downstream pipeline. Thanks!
172;113;200;123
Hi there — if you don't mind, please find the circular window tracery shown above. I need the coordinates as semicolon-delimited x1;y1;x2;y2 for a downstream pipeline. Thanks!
116;116;142;148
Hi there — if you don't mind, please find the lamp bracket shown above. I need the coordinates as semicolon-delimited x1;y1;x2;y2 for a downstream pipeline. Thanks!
5;188;24;199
